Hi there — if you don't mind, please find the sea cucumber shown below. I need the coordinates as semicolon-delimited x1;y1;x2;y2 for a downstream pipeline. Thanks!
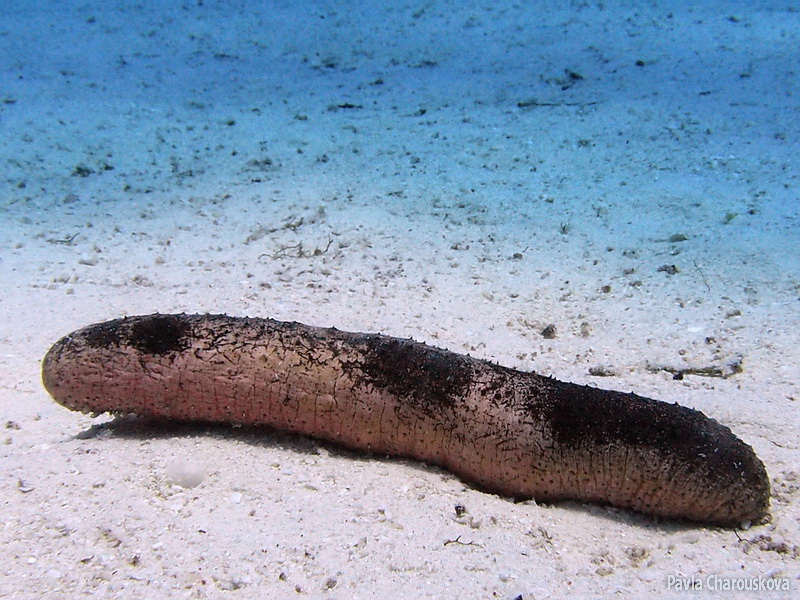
42;313;769;526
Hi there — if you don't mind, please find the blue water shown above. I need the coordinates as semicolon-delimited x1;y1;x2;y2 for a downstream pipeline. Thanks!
1;0;797;299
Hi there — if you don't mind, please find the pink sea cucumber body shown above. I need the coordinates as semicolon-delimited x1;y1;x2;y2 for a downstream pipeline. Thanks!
42;313;769;526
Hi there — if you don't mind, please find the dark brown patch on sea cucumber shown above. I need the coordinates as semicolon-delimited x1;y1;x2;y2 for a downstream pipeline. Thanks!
540;379;713;451
538;378;767;495
82;318;125;350
355;335;472;419
84;314;192;355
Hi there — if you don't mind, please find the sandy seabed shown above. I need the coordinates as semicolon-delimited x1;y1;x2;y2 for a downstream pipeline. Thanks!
1;1;798;598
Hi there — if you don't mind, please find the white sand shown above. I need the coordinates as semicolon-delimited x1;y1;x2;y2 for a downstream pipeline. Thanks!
1;1;798;597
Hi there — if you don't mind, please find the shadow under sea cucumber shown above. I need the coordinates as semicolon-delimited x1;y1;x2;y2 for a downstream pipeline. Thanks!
42;313;770;527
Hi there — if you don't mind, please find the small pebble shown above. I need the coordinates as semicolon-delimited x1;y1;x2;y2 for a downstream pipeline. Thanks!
637;568;659;582
679;532;701;544
165;459;205;488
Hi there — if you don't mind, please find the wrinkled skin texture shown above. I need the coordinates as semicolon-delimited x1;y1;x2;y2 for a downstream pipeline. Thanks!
42;313;770;526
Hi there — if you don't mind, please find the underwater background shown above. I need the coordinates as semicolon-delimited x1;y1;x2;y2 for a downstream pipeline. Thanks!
1;1;798;597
